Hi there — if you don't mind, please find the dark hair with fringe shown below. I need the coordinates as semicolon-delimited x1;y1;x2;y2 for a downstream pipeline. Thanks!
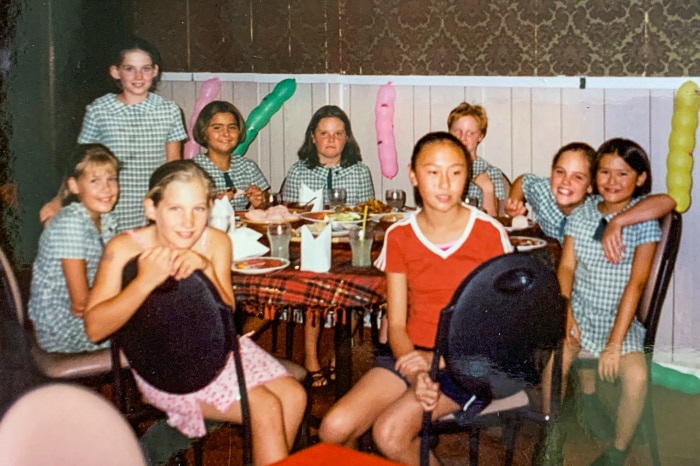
109;36;162;92
297;105;362;169
193;101;247;149
410;131;472;207
594;138;652;197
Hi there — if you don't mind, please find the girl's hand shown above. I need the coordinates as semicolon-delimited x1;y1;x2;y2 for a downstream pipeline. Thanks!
137;247;174;289
395;350;431;379
415;372;440;412
601;219;625;264
504;198;527;218
169;248;209;281
246;185;265;209
599;343;622;382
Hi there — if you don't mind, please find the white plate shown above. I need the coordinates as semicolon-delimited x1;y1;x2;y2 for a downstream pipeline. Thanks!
505;219;536;232
509;236;547;252
370;212;410;223
232;257;290;275
300;211;363;230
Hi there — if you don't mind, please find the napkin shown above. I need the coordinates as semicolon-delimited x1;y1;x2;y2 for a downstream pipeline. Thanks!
228;226;269;261
210;198;235;232
300;224;331;272
299;183;323;212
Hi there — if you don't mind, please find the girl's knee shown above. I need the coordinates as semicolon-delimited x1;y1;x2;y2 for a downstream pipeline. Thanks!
372;415;406;460
319;406;354;444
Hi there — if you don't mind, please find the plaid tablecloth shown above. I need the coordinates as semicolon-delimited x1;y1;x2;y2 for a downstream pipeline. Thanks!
232;248;387;322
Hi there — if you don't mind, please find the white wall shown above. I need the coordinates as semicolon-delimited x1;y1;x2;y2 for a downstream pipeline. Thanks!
160;73;700;373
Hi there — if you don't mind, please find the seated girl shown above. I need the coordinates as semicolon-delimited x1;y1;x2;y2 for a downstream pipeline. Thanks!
558;138;662;465
28;144;119;353
505;141;675;263
84;160;306;465
319;132;512;464
193;100;269;210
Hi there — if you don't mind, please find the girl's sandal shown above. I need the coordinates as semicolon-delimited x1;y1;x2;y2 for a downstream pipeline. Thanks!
309;370;329;388
327;362;336;382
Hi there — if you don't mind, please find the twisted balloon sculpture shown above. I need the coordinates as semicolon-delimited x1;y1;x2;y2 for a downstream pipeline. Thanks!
375;82;398;179
233;79;297;156
666;80;700;212
184;78;221;159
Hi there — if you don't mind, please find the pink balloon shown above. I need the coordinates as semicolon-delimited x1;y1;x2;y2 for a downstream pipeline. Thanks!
184;78;221;159
375;82;398;179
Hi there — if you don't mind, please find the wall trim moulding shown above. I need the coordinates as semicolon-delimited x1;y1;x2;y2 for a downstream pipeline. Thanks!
161;73;700;90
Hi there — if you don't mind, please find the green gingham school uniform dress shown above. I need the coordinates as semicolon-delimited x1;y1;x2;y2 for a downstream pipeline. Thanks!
282;160;374;205
566;195;661;356
521;174;597;244
193;153;270;210
78;93;187;230
466;156;507;206
28;203;117;353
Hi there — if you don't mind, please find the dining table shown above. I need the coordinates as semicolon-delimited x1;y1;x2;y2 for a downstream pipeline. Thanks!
232;233;386;398
230;217;561;399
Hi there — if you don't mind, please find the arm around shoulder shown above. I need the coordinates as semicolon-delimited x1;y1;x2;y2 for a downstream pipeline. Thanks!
610;193;676;229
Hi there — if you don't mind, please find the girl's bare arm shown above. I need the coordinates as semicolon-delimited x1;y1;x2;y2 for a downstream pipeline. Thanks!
61;258;90;317
165;140;183;162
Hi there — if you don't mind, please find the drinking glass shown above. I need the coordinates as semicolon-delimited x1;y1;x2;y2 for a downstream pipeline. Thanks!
267;223;291;259
324;188;347;208
348;226;374;267
268;192;283;206
385;189;406;211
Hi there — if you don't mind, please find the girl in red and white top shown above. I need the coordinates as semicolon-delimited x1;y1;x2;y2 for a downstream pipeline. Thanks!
319;132;512;464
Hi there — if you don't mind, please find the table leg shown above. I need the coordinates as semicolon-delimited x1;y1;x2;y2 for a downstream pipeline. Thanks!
334;307;354;399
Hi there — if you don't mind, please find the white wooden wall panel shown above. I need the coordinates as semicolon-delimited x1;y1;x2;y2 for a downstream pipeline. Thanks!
158;75;700;372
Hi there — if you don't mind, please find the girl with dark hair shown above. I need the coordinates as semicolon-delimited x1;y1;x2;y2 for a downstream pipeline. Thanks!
193;100;269;210
282;105;373;206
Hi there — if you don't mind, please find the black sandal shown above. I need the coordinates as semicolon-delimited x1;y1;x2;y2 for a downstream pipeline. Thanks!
309;370;329;388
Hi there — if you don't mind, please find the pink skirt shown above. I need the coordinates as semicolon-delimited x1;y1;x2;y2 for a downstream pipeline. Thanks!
133;336;289;437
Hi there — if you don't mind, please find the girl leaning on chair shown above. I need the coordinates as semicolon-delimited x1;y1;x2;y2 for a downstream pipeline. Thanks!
84;160;306;466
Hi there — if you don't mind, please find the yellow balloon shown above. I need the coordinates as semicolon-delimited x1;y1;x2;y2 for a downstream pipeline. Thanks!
667;171;692;191
671;110;699;133
669;130;696;153
667;151;693;172
675;81;700;111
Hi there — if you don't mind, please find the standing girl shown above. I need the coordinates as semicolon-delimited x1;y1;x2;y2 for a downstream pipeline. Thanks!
319;132;512;464
505;142;675;263
558;138;661;466
193;100;269;210
28;144;119;353
40;36;187;230
84;160;306;465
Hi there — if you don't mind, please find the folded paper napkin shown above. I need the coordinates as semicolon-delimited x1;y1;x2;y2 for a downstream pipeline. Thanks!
228;226;269;261
299;183;324;212
300;224;331;272
209;198;235;232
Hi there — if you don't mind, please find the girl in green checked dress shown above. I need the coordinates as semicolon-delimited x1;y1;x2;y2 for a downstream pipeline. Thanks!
40;36;186;231
558;138;661;466
28;144;119;353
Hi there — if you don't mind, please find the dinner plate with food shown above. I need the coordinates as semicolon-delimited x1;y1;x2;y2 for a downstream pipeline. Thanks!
509;236;547;252
300;211;363;230
499;215;536;232
243;205;300;224
232;257;291;274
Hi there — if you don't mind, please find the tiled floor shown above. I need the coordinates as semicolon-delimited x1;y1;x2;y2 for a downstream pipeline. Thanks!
2;298;700;465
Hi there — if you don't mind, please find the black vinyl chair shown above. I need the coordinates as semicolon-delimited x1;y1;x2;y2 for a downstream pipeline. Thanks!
0;245;117;387
419;253;567;466
111;258;254;466
576;210;682;466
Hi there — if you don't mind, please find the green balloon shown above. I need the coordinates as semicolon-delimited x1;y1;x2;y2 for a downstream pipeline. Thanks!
233;79;297;156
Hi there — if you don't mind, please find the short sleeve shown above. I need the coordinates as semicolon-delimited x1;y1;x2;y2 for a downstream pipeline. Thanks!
166;103;187;143
383;227;407;274
77;103;101;143
45;214;90;260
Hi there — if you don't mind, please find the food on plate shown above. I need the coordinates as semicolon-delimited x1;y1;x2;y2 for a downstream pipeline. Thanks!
510;215;530;230
510;237;542;248
336;198;392;214
329;212;361;222
379;213;405;223
234;258;285;270
245;205;300;223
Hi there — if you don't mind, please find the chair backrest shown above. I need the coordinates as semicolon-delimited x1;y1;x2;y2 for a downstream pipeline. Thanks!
636;211;682;349
0;383;146;465
116;257;236;394
433;253;566;405
0;244;25;328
